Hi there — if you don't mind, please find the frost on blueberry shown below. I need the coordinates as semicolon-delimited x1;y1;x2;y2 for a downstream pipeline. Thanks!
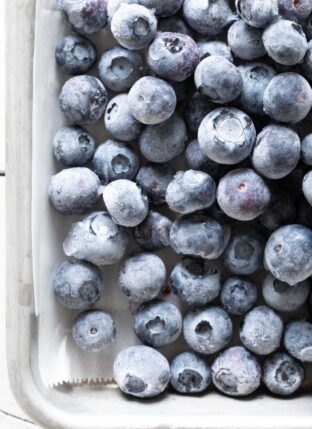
184;92;215;134
228;20;266;61
301;133;312;165
284;320;312;362
278;0;312;23
136;163;175;205
134;210;172;251
196;40;233;62
140;0;184;17
235;0;278;28
107;0;140;22
221;277;258;316
55;35;97;75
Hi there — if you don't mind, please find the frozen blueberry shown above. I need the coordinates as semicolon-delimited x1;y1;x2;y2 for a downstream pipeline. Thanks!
170;352;211;394
53;126;96;167
263;20;307;66
53;260;103;310
228;20;266;60
141;0;183;16
170;258;222;307
185;140;228;179
166;170;216;215
211;346;261;397
221;277;258;316
302;134;312;165
104;94;143;142
170;213;230;260
263;352;304;396
134;299;182;348
235;0;278;28
196;40;233;62
48;167;100;215
264;224;312;285
63;211;130;266
111;4;157;50
184;306;233;355
240;306;283;355
297;197;312;229
194;56;243;104
136;163;175;205
134;210;172;250
58;0;108;35
278;0;312;22
258;188;296;231
217;169;271;221
139;114;187;163
113;345;170;398
128;76;176;125
284;320;312;362
147;32;199;82
158;16;193;36
263;73;312;123
262;273;310;313
119;252;166;303
59;75;107;125
198;108;256;165
107;0;139;22
184;92;215;134
303;171;312;207
103;179;148;227
55;35;96;75
222;225;265;275
183;0;236;36
252;125;301;180
98;47;143;92
238;63;276;115
302;41;312;82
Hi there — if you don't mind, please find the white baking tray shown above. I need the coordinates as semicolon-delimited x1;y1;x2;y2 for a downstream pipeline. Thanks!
6;0;312;427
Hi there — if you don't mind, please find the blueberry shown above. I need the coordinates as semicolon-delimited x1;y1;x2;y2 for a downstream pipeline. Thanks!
107;0;139;22
238;63;276;115
147;32;199;82
303;171;312;207
103;179;148;227
158;16;193;37
48;167;100;215
258;188;296;231
240;306;283;355
263;20;307;66
55;35;96;75
170;258;222;307
63;211;130;266
194;56;243;104
53;126;96;167
263;352;304;396
92;140;139;185
134;210;172;250
170;352;211;394
134;299;182;348
228;20;266;61
185;140;228;179
139;0;183;17
53;260;103;310
104;94;143;142
284;320;312;362
128;76;176;125
302;134;312;165
184;92;215;134
221;277;258;316
262;273;310;313
72;310;115;352
113;345;170;398
211;346;261;397
235;0;278;28
170;213;230;260
136;163;175;205
277;0;312;22
58;0;108;35
217;169;271;221
184;306;233;355
119;252;166;303
139;114;187;163
111;4;157;50
264;224;312;285
196;40;233;62
59;75;107;124
222;225;265;275
183;0;236;36
98;46;143;92
252;125;301;179
302;41;312;82
198;108;256;165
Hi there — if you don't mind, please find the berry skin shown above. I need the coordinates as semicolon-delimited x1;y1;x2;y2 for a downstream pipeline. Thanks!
139;0;183;17
136;163;175;206
217;169;271;221
277;0;312;23
133;299;182;348
258;188;296;231
211;346;261;397
170;352;211;394
235;0;278;28
196;40;233;62
134;210;172;251
53;260;103;310
59;75;107;125
113;345;170;398
53;126;96;167
107;0;139;22
227;20;266;61
303;171;312;207
158;16;193;37
240;306;284;355
55;35;96;75
119;253;166;303
63;211;130;266
72;310;116;352
221;277;258;316
48;167;100;215
301;133;312;165
184;306;233;355
185;140;228;179
263;352;304;396
184;92;215;134
284;320;312;362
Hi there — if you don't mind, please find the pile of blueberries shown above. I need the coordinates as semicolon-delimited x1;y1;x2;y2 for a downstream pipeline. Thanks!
50;0;312;399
